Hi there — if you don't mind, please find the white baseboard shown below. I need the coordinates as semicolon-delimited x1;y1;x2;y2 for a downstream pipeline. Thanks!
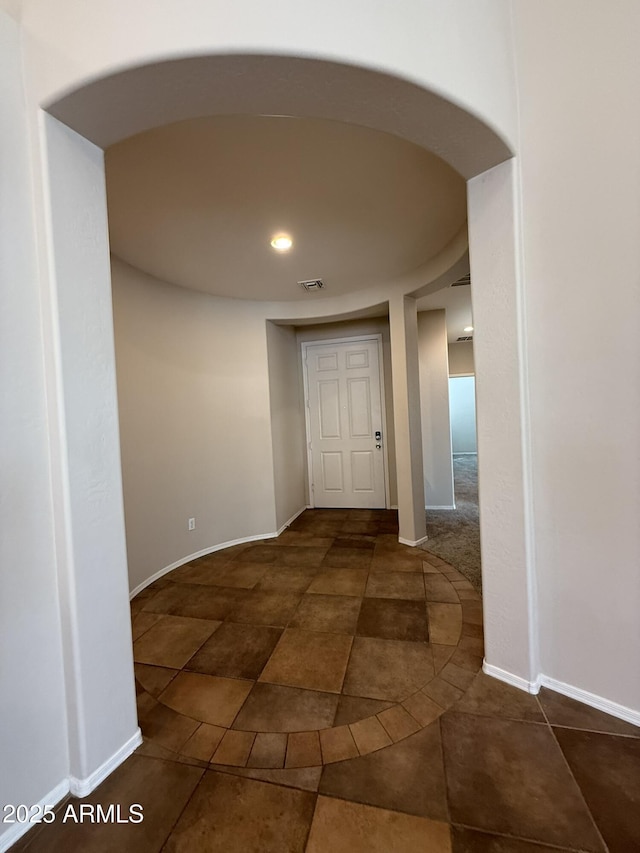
69;728;142;798
539;675;640;728
452;452;477;456
426;504;456;511
0;778;70;852
389;505;398;510
130;508;308;599
274;506;308;537
483;661;541;694
484;662;640;727
399;534;429;547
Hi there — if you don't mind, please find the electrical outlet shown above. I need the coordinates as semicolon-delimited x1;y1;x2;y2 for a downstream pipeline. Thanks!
188;517;196;531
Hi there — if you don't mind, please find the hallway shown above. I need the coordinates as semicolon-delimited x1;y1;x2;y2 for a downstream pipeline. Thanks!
12;511;640;852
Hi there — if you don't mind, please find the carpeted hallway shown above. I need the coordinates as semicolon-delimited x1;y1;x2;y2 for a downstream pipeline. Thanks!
422;454;481;590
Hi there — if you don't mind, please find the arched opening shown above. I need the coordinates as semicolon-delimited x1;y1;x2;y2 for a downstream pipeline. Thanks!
39;50;534;791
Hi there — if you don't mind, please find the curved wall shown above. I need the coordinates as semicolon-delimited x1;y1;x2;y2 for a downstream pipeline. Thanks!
22;0;517;173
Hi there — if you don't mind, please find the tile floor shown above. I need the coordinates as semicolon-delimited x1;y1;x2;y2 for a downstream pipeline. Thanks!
12;509;640;852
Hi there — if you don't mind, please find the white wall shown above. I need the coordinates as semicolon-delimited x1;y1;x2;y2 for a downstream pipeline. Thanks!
448;340;475;375
266;323;307;529
418;310;455;508
112;257;279;593
513;0;640;713
449;377;477;454
0;12;68;847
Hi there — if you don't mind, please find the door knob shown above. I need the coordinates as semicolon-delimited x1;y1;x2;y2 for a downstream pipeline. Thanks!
376;444;382;449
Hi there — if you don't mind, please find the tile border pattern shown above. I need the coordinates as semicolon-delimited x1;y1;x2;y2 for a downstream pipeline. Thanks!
134;549;483;770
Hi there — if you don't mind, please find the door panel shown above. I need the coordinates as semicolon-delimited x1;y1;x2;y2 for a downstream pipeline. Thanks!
321;452;344;492
306;339;386;508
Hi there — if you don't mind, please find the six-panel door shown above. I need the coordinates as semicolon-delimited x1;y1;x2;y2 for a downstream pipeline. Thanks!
305;340;386;508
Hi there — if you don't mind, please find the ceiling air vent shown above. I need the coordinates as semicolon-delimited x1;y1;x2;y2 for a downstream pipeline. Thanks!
452;273;471;287
456;335;473;342
299;278;325;292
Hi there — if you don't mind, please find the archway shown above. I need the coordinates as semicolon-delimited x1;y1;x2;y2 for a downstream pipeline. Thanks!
38;49;535;791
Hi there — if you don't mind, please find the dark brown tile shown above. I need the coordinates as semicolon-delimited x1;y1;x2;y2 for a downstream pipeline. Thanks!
286;730;322;768
333;537;375;550
424;575;460;603
14;755;203;853
356;598;428;642
138;702;200;753
538;687;640;736
334;695;395;726
320;722;448;820
554;727;640;853
440;663;478;691
255;566;317;593
448;645;483;673
272;530;334;548
211;763;323;792
143;582;241;620
453;672;546;723
168;561;232;585
321;547;373;569
201;562;271;589
365;571;425;600
134;663;178;697
289;594;361;634
341;521;379;536
306;568;368;597
451;825;568;852
133;615;220;668
233;545;281;563
159;671;252;727
233;683;339;732
276;545;331;567
131;611;165;641
428;603;463;646
180;723;226;762
185;622;282;679
212;730;256;766
259;628;353;693
319;725;359;763
371;553;424;573
307;796;451;853
441;711;604;851
343;637;435;702
226;590;301;627
164;770;316;852
247;732;288;768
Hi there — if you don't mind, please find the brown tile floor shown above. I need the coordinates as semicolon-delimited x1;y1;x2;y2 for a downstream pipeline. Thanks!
13;509;640;852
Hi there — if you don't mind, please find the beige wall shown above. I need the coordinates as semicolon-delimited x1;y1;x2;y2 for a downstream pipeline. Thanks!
296;317;397;507
266;322;307;528
112;257;278;592
0;10;69;826
418;310;455;508
448;340;475;375
513;0;640;711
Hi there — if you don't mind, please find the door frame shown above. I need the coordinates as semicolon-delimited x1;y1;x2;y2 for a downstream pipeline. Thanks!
301;334;391;510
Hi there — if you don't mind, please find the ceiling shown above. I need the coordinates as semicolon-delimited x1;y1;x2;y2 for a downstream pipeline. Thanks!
416;280;473;343
105;115;467;302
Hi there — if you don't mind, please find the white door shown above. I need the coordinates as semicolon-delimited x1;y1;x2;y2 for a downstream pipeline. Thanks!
304;339;386;508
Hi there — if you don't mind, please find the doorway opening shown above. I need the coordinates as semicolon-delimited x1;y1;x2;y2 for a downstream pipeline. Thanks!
302;335;390;510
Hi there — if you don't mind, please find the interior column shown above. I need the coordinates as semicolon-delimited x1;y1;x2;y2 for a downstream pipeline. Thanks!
389;293;428;546
418;309;455;510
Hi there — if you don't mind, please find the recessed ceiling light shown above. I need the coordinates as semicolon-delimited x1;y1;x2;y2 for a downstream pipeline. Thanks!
464;326;474;333
270;234;293;251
